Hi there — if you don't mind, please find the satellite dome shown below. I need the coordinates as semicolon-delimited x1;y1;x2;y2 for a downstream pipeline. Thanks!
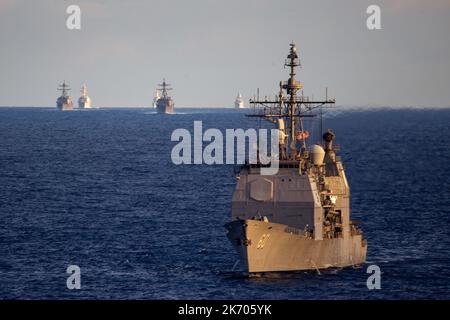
309;144;325;166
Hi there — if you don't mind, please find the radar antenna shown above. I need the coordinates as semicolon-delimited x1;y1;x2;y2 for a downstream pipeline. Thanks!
248;43;335;161
58;80;71;97
158;78;172;98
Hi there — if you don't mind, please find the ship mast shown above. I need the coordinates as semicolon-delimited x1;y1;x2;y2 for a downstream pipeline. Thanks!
283;43;304;150
248;43;335;161
80;83;88;97
158;78;172;98
58;80;70;97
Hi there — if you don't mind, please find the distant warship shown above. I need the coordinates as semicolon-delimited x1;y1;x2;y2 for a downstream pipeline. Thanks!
235;93;245;109
153;89;161;109
56;81;73;111
225;43;367;273
78;83;91;109
155;79;174;114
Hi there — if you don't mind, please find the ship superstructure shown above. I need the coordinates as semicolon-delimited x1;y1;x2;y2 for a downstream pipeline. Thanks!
155;79;174;114
78;83;91;109
225;43;367;273
56;81;73;111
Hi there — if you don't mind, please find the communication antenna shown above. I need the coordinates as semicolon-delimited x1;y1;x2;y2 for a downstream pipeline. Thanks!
321;87;327;145
247;43;335;161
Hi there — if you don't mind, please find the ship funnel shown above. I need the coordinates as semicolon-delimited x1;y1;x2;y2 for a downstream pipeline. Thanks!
310;144;325;166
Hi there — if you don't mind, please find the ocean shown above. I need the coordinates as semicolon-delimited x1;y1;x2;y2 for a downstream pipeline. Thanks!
0;107;449;299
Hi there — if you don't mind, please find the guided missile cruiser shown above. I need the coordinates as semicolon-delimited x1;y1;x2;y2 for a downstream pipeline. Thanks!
225;43;367;273
56;81;73;111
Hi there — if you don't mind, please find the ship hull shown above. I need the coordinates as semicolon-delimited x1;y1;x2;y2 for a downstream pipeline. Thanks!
156;100;174;114
225;219;367;273
78;101;91;109
57;96;73;111
56;102;73;111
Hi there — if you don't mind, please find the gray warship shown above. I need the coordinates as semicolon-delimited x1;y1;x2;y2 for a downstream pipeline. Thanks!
155;79;174;114
56;81;73;111
225;43;367;273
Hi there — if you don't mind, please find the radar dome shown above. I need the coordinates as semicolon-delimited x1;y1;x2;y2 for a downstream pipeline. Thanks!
310;144;325;166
